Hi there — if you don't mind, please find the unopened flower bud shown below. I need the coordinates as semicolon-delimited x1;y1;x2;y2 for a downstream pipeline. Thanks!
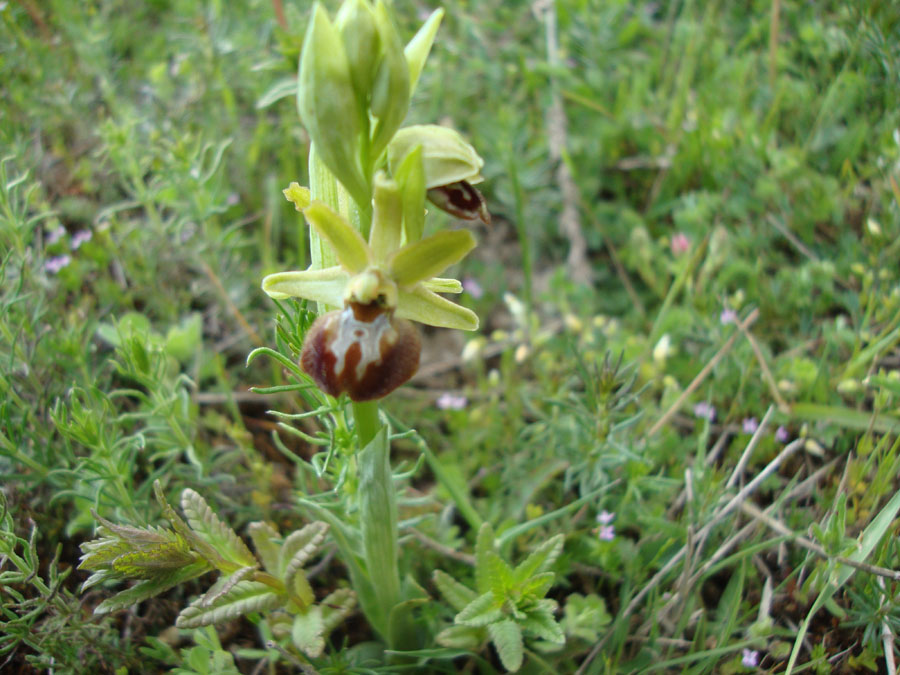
301;301;420;401
388;124;484;188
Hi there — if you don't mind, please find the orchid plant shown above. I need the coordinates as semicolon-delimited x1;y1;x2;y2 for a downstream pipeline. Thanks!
75;0;548;667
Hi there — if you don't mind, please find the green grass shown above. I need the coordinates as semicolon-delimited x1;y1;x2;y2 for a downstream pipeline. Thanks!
3;0;900;672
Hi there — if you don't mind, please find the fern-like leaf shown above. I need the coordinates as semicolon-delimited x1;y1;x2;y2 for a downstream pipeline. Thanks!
433;569;478;612
176;580;282;628
180;489;256;568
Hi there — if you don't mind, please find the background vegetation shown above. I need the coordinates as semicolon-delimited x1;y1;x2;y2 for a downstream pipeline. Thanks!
3;0;900;672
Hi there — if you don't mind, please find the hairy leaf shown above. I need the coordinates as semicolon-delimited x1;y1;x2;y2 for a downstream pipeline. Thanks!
518;571;555;600
292;606;325;658
488;620;524;672
180;489;256;569
247;521;281;575
198;566;257;607
455;591;503;627
512;534;564;585
436;624;486;650
484;550;512;598
281;521;328;579
433;569;478;612
94;560;211;614
521;606;565;644
321;587;357;633
176;581;282;628
474;522;496;595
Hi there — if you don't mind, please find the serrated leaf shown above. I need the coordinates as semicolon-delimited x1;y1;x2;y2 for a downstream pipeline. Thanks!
512;534;564;585
321;588;357;634
247;521;281;575
433;569;478;612
488;620;524;672
176;581;282;628
94;560;211;614
280;521;328;578
110;541;197;577
484;551;513;598
291;606;325;658
180;489;256;569
521;606;565;644
455;591;503;627
474;522;496;595
198;566;256;607
518;571;554;600
436;624;486;649
290;569;315;609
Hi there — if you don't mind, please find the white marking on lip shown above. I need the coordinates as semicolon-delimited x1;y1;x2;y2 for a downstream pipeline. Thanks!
330;307;396;381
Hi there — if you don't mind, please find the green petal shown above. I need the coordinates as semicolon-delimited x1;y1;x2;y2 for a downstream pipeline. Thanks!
423;277;462;294
389;229;475;286
262;267;349;307
397;286;478;330
304;201;371;274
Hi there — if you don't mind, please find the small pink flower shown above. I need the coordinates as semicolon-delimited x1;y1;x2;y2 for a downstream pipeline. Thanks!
436;392;467;410
44;255;71;274
70;230;92;250
597;525;615;541
741;649;759;667
742;417;758;434
720;308;738;325
462;277;483;299
693;401;716;422
596;510;615;525
670;232;690;255
46;225;66;245
775;426;789;443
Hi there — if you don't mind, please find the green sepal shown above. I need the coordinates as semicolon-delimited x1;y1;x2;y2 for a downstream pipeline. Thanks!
389;229;475;287
298;5;368;208
261;266;349;305
488;620;524;672
393;144;426;243
303;201;371;274
388;124;484;188
370;172;403;262
369;0;410;160
396;285;478;330
404;8;444;94
422;277;462;294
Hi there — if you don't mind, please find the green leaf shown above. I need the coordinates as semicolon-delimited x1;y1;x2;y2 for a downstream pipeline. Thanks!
521;606;565;644
180;489;256;569
256;77;297;109
474;522;496;595
357;428;399;638
247;522;281;575
518;571;555;600
321;588;357;633
303;201;371;274
389;229;476;286
94;560;211;614
291;606;326;658
512;534;564;585
176;581;282;629
279;521;329;578
488;620;524;672
483;550;513;598
433;569;478;612
455;591;503;627
396;285;478;330
197;566;257;607
404;8;444;94
369;0;410;160
436;624;486;650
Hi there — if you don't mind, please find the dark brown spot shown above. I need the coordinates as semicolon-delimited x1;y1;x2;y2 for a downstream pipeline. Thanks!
427;181;491;224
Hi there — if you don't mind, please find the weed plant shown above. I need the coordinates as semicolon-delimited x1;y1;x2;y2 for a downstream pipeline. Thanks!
3;0;900;673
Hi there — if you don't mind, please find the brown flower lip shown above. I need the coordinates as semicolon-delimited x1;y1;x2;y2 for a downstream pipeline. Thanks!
301;301;421;401
427;181;491;224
